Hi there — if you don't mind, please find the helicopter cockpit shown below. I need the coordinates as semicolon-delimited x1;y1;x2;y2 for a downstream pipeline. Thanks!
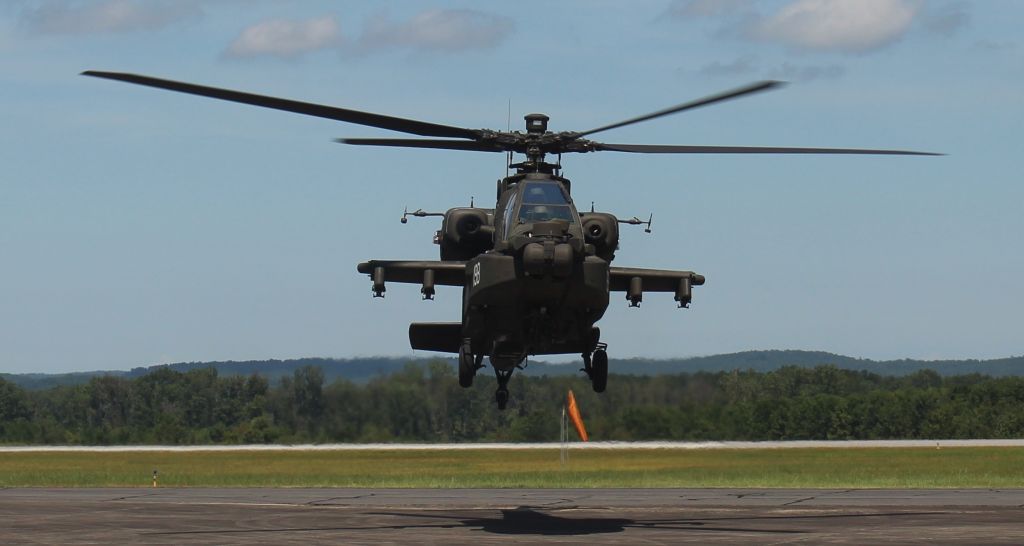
498;178;581;244
514;181;579;224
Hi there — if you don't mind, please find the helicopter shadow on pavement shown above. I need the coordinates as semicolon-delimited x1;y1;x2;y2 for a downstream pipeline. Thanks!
368;506;952;537
143;506;948;540
369;506;807;536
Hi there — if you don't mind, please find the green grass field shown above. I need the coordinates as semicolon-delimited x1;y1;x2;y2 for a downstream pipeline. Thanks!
2;447;1023;488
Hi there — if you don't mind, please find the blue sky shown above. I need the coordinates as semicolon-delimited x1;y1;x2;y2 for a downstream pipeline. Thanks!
1;0;1021;373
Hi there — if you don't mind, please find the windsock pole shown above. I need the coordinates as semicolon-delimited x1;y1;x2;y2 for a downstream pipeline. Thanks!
560;405;568;465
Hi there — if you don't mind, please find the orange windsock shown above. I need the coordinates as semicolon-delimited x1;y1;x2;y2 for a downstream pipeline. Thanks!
567;389;588;442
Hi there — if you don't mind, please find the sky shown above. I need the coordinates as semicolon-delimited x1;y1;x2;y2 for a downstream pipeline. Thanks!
1;0;1022;374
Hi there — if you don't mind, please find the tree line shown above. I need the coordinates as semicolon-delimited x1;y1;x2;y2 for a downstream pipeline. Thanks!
8;351;1024;391
1;362;1022;444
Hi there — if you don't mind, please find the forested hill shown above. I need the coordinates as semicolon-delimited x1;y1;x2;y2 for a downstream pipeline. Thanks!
625;351;1024;377
4;350;1024;390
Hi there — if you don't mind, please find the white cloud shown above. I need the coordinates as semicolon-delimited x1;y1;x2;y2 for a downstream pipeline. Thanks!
750;0;921;53
359;9;514;53
973;40;1015;52
669;0;754;18
226;15;342;60
695;56;844;82
222;9;513;61
699;55;759;76
921;2;969;37
21;0;200;34
767;62;845;81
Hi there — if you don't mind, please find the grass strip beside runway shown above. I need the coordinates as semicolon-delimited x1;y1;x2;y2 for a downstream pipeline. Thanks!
1;447;1021;488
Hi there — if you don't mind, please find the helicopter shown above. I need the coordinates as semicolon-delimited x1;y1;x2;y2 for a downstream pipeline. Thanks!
82;71;939;409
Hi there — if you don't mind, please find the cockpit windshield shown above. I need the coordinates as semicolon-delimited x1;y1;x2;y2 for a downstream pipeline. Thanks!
517;182;576;224
522;182;569;205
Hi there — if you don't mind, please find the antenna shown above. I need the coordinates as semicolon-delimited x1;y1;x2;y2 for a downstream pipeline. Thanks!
505;98;512;178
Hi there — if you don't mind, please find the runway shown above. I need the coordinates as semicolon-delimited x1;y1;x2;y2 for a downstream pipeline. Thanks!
3;439;1024;452
2;488;1022;544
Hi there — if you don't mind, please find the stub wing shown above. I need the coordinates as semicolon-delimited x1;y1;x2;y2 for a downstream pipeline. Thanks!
357;260;466;298
355;259;704;306
609;266;705;307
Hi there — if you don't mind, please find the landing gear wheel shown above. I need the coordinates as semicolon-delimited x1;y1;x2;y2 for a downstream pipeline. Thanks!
458;341;475;388
591;349;608;393
494;367;515;410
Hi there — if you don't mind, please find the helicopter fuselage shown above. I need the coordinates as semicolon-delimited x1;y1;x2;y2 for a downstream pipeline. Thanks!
462;173;607;369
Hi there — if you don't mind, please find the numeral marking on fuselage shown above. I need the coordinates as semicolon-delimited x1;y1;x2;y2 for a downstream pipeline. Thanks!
472;262;481;287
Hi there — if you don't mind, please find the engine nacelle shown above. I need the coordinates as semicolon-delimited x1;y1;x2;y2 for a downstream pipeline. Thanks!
580;212;619;262
440;207;494;261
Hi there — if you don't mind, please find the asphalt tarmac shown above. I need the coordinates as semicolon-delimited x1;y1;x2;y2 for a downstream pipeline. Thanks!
2;488;1022;544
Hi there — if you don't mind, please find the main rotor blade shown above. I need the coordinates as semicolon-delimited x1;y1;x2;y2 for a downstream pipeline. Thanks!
338;138;505;152
82;71;482;140
593;143;943;156
577;80;784;138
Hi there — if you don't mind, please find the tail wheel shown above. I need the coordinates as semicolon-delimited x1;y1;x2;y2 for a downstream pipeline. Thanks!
591;349;608;393
458;341;474;388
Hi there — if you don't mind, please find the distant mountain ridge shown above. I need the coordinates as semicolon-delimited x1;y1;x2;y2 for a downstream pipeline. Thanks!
4;350;1024;390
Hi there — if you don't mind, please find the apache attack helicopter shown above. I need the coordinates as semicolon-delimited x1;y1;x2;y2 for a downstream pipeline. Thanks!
83;71;938;409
